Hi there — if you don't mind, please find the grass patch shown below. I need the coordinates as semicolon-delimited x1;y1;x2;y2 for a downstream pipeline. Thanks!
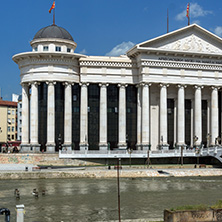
170;204;208;211
170;200;222;212
211;200;222;209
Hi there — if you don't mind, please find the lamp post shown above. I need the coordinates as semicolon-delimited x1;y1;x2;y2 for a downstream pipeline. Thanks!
206;133;211;148
127;148;133;167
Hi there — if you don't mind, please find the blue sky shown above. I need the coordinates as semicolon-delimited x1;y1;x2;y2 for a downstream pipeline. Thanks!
1;0;222;100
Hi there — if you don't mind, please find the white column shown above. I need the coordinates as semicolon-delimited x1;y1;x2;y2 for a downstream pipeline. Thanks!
141;83;150;150
194;85;203;147
174;99;177;147
99;83;108;150
177;85;186;146
159;84;169;149
63;82;72;151
80;83;89;151
30;82;40;151
46;82;56;153
21;83;30;149
211;86;219;146
118;84;127;149
136;84;142;150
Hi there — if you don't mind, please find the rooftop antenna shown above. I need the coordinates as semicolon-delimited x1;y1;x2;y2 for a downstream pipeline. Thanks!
49;1;56;25
167;9;169;33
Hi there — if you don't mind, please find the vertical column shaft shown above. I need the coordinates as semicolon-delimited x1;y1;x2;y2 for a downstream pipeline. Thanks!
80;83;89;149
30;82;39;144
177;85;185;145
211;87;219;145
136;85;142;149
141;83;150;149
160;84;168;145
63;82;72;148
46;82;55;150
194;85;202;146
118;84;127;148
99;83;108;150
21;83;29;145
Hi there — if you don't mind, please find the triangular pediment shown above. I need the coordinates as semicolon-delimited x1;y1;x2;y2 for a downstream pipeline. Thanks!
128;24;222;56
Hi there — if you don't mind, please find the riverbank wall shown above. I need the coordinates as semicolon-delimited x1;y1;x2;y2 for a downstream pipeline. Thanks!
0;168;222;180
0;153;96;166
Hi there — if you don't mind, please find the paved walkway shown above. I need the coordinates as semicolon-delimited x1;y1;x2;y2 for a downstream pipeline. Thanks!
0;164;37;171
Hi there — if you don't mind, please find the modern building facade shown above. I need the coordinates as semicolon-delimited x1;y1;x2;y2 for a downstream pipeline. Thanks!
0;100;18;146
13;23;222;153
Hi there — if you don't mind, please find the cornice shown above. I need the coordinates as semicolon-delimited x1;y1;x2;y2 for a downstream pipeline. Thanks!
79;60;137;68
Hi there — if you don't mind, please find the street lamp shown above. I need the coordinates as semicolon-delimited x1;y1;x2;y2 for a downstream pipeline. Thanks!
127;148;133;167
206;133;211;148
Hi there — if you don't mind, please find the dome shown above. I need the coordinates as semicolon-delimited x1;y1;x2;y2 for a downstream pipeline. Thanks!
33;24;74;41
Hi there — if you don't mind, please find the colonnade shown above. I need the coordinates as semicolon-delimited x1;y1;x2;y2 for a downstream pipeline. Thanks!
21;82;220;152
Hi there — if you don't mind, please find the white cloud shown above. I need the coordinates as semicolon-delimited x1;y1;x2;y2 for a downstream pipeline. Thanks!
176;3;212;21
105;41;134;56
79;49;87;54
214;26;222;37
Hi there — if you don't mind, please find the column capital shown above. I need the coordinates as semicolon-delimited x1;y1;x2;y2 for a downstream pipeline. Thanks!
177;84;187;89
46;81;56;86
63;82;74;87
21;82;29;87
141;82;152;87
79;82;89;87
159;83;169;88
118;83;128;88
211;86;220;91
99;83;109;87
194;85;204;89
29;81;40;86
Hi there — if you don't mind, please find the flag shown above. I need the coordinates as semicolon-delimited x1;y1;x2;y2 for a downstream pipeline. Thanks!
186;3;190;18
49;1;55;13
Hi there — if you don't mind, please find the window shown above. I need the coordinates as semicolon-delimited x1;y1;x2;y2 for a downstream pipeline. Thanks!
12;127;14;132
19;112;22;116
19;119;22;124
12;110;14;115
34;47;38;51
67;48;71;52
55;46;61;51
12;118;14;123
7;126;10;132
43;46;48;51
19;103;22;108
19;128;22;133
8;118;11;124
12;135;14;140
8;110;11;114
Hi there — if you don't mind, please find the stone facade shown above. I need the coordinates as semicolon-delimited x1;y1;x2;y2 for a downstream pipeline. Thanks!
12;24;222;153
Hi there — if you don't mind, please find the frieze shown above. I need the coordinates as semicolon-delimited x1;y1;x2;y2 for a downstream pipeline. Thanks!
18;58;78;68
141;60;222;71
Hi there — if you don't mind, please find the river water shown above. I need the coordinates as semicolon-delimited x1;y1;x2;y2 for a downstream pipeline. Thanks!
0;176;222;221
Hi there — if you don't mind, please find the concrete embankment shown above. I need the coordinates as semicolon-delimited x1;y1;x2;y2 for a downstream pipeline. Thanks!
0;168;222;180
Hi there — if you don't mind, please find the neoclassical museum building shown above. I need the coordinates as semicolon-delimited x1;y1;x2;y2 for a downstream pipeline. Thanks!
13;23;222;153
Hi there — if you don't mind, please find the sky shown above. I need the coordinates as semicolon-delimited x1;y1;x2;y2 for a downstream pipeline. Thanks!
1;0;222;100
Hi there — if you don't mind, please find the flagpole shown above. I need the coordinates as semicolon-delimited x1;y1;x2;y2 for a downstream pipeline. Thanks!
53;7;55;25
53;0;55;25
167;9;169;33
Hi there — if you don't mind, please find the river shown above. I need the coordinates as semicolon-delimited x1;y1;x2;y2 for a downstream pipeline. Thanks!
0;176;222;221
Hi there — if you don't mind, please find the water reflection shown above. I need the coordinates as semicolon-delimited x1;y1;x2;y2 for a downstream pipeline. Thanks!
0;177;222;221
